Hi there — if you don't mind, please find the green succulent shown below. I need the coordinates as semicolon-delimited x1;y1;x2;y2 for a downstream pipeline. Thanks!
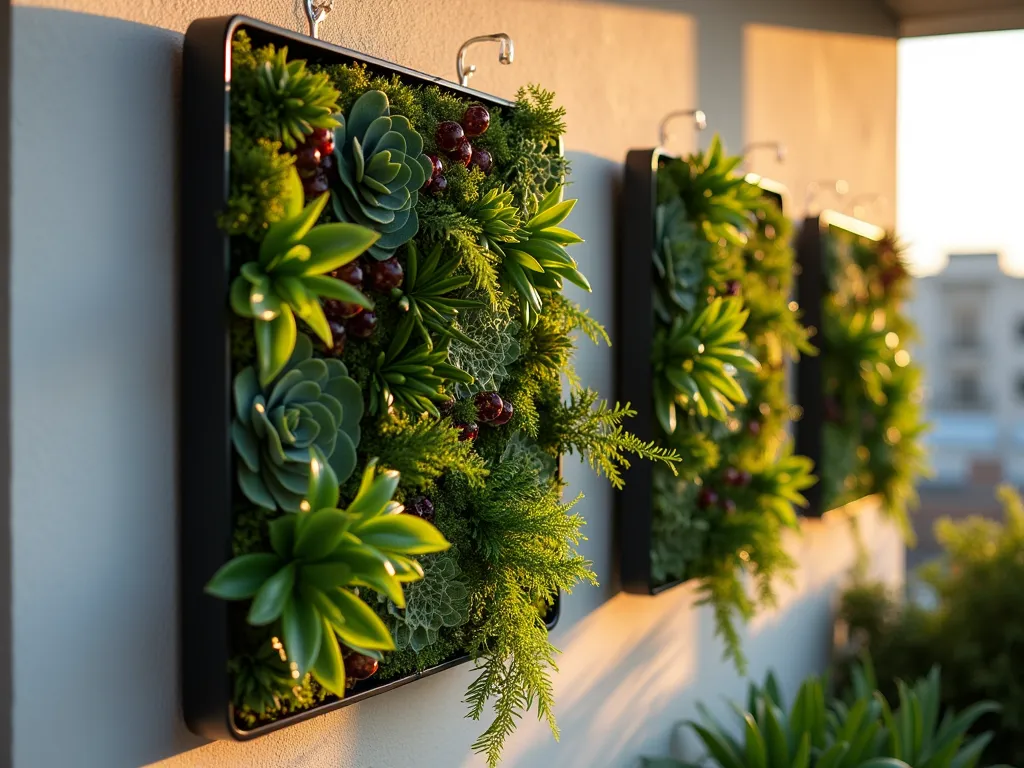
653;195;709;319
232;334;362;512
251;46;341;150
369;315;474;418
230;168;378;384
331;90;433;261
395;241;483;348
382;551;470;652
228;637;297;717
474;186;522;251
652;297;760;431
499;186;590;328
206;451;450;697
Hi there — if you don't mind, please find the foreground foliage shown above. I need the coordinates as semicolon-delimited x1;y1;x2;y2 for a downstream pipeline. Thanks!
837;485;1024;766
643;662;1000;768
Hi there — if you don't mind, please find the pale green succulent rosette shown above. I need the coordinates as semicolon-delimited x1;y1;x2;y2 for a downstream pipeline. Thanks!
231;335;363;512
331;90;433;260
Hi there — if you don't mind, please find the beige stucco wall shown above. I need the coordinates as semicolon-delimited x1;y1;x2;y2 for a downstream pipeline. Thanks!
9;1;901;767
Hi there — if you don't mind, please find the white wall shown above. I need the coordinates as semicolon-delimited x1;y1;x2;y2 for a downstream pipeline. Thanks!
9;2;903;767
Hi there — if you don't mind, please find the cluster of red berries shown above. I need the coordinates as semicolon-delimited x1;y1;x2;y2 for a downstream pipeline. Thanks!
424;105;494;195
295;127;338;200
448;390;514;441
697;467;752;515
321;256;404;356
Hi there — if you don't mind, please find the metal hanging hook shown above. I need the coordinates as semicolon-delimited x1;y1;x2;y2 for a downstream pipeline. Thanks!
805;178;849;213
457;34;514;87
742;141;787;165
848;193;887;220
658;109;707;148
304;0;333;39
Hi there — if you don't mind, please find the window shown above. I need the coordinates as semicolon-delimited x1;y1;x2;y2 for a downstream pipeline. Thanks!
951;372;981;408
952;305;980;348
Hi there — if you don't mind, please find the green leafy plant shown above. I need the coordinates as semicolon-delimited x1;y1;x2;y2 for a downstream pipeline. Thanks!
206;451;450;697
382;552;470;652
331;89;433;260
230;169;378;383
500;187;590;329
395;240;482;347
837;485;1024;765
233;43;341;149
645;664;1000;768
368;319;473;418
219;137;297;239
232;334;363;512
653;297;760;431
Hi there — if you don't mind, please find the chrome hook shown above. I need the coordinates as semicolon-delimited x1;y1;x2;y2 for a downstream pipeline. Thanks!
304;0;332;39
457;34;514;87
742;141;787;165
805;178;849;213
848;193;888;220
658;109;707;148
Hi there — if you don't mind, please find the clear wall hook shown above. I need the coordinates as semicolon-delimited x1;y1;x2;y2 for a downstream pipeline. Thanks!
304;0;333;39
658;109;707;148
805;178;849;213
457;34;514;87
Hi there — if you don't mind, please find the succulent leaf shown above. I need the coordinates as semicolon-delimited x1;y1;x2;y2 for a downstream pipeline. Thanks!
331;90;429;260
251;47;341;149
232;335;363;511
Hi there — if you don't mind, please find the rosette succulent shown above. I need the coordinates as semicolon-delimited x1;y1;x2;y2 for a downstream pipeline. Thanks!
206;451;450;697
230;168;379;384
331;90;433;260
232;335;362;512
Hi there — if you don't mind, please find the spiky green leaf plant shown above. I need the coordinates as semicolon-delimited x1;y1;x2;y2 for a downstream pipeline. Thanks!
243;45;341;149
331;89;433;260
232;334;362;512
369;314;473;418
206;451;450;697
395;240;483;348
652;296;760;431
230;168;378;383
496;186;590;328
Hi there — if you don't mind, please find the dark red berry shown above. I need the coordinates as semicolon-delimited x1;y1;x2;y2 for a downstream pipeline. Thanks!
456;421;479;441
331;260;364;288
469;147;493;174
738;471;753;487
346;311;378;339
406;496;435;523
422;154;443;190
367;257;404;292
295;145;321;172
488;399;514;426
438;397;455;418
726;280;742;296
311;127;334;156
322;298;363;320
302;171;330;199
461;105;491;137
723;498;737;514
723;467;742;486
325;320;346;357
697;488;719;509
320;153;339;185
428;175;448;195
748;420;762;437
344;652;378;681
447;138;473;168
475;391;504;422
435;121;465;152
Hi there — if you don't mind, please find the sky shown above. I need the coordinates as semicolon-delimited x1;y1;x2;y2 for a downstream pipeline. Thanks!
898;30;1024;276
